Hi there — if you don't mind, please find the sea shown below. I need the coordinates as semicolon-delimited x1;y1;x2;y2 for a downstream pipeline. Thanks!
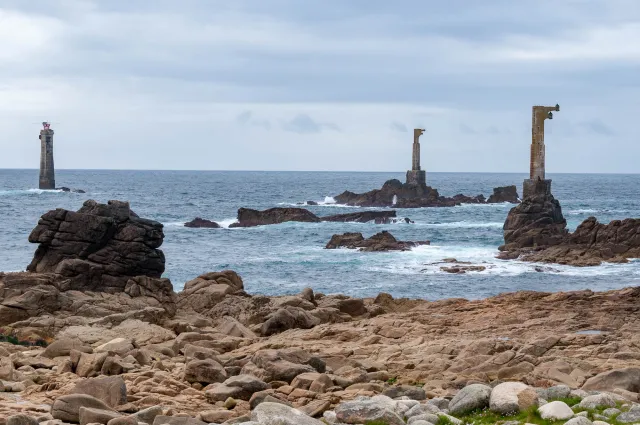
1;169;639;300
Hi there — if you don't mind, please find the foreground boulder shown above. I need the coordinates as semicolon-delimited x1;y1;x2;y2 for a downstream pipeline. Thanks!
51;394;115;422
252;402;325;425
325;231;429;251
448;383;492;415
26;199;167;292
489;382;539;415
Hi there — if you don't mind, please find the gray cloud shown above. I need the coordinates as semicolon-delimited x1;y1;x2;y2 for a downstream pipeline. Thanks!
236;111;271;130
459;124;477;135
0;1;639;172
390;122;408;133
282;114;340;134
579;119;616;136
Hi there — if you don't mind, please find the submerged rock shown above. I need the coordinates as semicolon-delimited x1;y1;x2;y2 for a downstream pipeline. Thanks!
325;231;429;251
184;217;221;228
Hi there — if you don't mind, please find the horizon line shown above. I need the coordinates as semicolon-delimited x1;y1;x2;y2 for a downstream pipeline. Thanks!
1;168;640;175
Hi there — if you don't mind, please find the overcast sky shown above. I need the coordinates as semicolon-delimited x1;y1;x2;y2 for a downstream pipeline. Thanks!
1;0;639;172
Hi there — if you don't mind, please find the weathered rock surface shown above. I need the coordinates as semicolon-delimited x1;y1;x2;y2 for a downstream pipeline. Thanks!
487;185;520;203
334;179;518;208
322;210;399;223
489;382;538;414
184;217;221;228
228;207;406;227
325;231;430;251
538;400;574;420
27;200;167;291
230;207;321;227
500;179;567;253
499;180;640;266
448;383;492;415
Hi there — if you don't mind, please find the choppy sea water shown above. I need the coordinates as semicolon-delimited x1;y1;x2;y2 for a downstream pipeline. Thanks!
1;169;639;299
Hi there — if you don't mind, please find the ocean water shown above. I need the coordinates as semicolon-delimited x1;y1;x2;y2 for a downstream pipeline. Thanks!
1;169;639;300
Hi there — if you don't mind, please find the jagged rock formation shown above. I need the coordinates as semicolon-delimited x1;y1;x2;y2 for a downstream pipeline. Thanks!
487;185;519;203
325;231;430;251
518;217;640;266
26;200;166;292
499;179;640;266
334;179;519;208
228;207;408;227
184;217;221;228
322;210;398;223
230;207;320;227
500;179;567;253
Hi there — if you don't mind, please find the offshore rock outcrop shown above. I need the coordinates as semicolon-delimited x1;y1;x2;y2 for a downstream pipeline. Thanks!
27;200;166;292
229;207;406;227
500;179;567;253
334;179;519;208
499;179;640;266
325;231;430;251
184;217;221;228
487;185;519;203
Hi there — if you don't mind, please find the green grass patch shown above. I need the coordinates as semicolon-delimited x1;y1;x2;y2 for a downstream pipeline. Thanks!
0;333;47;347
452;406;565;425
386;376;398;385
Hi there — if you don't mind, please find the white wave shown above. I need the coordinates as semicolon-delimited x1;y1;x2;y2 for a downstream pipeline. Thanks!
363;244;640;277
392;195;397;206
162;222;185;227
566;208;632;216
417;221;504;228
320;196;336;205
0;188;64;196
217;218;238;228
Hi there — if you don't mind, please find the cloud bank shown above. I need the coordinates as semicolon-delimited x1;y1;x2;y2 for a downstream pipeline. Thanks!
0;0;638;172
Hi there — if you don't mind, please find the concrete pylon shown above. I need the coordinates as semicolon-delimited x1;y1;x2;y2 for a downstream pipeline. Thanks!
523;105;559;198
39;122;55;190
406;128;426;185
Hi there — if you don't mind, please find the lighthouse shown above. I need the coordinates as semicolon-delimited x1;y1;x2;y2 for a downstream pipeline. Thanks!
39;122;55;190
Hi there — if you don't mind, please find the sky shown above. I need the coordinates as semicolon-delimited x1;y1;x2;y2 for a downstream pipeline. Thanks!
0;0;639;172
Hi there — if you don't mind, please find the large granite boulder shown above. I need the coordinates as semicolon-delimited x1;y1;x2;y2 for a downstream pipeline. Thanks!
177;270;245;313
325;231;430;252
27;200;166;292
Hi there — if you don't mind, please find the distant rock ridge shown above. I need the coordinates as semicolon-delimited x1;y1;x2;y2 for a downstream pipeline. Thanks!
325;231;430;251
228;207;409;228
333;179;519;208
499;179;640;266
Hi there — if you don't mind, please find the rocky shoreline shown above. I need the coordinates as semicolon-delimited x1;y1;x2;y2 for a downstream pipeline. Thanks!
1;200;640;425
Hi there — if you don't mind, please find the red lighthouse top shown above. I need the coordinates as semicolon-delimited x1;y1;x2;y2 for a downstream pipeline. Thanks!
42;122;50;130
